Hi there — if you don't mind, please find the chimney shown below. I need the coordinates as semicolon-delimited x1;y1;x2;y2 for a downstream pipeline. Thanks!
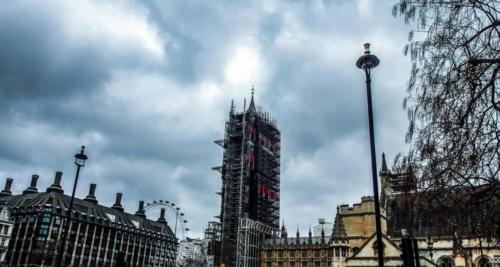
46;171;64;193
83;183;98;204
0;178;13;197
23;174;39;195
135;200;146;219
111;193;124;212
157;208;167;224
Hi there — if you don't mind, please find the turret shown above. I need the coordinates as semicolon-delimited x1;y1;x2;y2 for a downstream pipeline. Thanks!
22;175;39;195
0;178;13;197
157;208;167;224
331;206;347;242
308;226;312;244
83;183;98;204
46;171;64;193
111;193;124;212
135;200;146;218
281;221;287;238
248;86;256;112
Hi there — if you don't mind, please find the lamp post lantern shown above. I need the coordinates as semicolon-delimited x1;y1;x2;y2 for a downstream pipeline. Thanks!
55;146;88;267
356;43;384;267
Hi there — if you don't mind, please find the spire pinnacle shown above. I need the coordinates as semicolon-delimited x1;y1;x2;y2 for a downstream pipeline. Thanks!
248;85;256;112
381;152;388;174
331;205;347;240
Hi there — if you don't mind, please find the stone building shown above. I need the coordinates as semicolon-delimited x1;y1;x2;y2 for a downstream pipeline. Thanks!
259;208;349;267
0;173;178;267
259;153;500;266
338;196;387;251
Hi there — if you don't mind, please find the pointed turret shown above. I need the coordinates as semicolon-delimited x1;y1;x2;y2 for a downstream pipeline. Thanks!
248;86;256;112
331;206;347;241
380;152;389;174
321;226;325;244
296;226;300;240
308;226;312;244
281;221;287;238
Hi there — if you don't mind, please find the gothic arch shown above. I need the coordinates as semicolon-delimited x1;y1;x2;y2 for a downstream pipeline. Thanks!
437;256;455;267
475;256;492;267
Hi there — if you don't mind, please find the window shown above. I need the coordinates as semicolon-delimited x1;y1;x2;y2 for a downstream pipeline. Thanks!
2;226;8;235
314;250;320;257
477;257;492;267
437;256;454;267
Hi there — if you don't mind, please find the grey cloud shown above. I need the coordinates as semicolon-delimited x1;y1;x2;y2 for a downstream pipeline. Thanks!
0;0;412;237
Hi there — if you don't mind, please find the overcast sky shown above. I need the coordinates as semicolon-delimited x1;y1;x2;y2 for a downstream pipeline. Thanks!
0;0;413;238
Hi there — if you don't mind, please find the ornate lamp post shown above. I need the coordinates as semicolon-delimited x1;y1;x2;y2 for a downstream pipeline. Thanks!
55;146;88;267
356;43;384;267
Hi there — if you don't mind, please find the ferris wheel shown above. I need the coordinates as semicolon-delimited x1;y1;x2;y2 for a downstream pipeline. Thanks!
144;200;190;240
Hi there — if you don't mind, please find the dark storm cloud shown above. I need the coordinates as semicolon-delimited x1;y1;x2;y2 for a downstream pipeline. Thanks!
0;0;412;236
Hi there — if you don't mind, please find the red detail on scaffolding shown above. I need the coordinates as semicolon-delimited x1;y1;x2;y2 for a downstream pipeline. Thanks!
247;125;256;140
256;184;277;200
247;152;255;168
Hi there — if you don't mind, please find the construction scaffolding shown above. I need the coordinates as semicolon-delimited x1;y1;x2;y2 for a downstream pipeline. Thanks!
236;218;275;267
214;94;281;266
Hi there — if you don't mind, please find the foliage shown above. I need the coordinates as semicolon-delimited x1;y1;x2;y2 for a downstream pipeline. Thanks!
393;0;499;240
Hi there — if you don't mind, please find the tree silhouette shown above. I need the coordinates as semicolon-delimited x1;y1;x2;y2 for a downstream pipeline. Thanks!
393;0;499;243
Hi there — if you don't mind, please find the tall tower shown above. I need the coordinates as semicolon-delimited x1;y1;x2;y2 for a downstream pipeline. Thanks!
214;90;281;266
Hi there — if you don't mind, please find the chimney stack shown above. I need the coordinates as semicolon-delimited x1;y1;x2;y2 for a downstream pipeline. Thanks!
0;178;13;197
83;183;98;204
157;208;167;224
135;200;146;218
111;193;124;212
23;175;39;195
46;171;64;193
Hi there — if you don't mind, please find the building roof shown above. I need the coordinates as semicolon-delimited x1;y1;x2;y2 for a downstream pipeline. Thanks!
262;236;324;246
0;191;175;238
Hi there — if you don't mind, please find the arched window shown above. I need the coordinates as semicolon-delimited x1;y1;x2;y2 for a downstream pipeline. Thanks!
476;256;492;267
437;256;455;267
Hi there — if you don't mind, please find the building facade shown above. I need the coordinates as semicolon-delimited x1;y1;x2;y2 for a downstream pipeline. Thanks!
0;173;177;267
0;200;14;263
215;92;281;266
260;208;349;267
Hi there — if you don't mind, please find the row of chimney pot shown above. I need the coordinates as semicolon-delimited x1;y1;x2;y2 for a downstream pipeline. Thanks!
0;173;168;224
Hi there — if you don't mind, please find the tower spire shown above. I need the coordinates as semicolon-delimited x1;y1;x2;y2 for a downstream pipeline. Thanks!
331;206;347;240
248;85;256;112
381;152;388;173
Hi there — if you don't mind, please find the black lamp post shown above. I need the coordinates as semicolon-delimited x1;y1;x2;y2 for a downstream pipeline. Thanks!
55;146;88;267
356;43;384;267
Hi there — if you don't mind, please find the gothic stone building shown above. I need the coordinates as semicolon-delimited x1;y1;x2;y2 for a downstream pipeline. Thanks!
260;208;349;267
0;173;177;267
